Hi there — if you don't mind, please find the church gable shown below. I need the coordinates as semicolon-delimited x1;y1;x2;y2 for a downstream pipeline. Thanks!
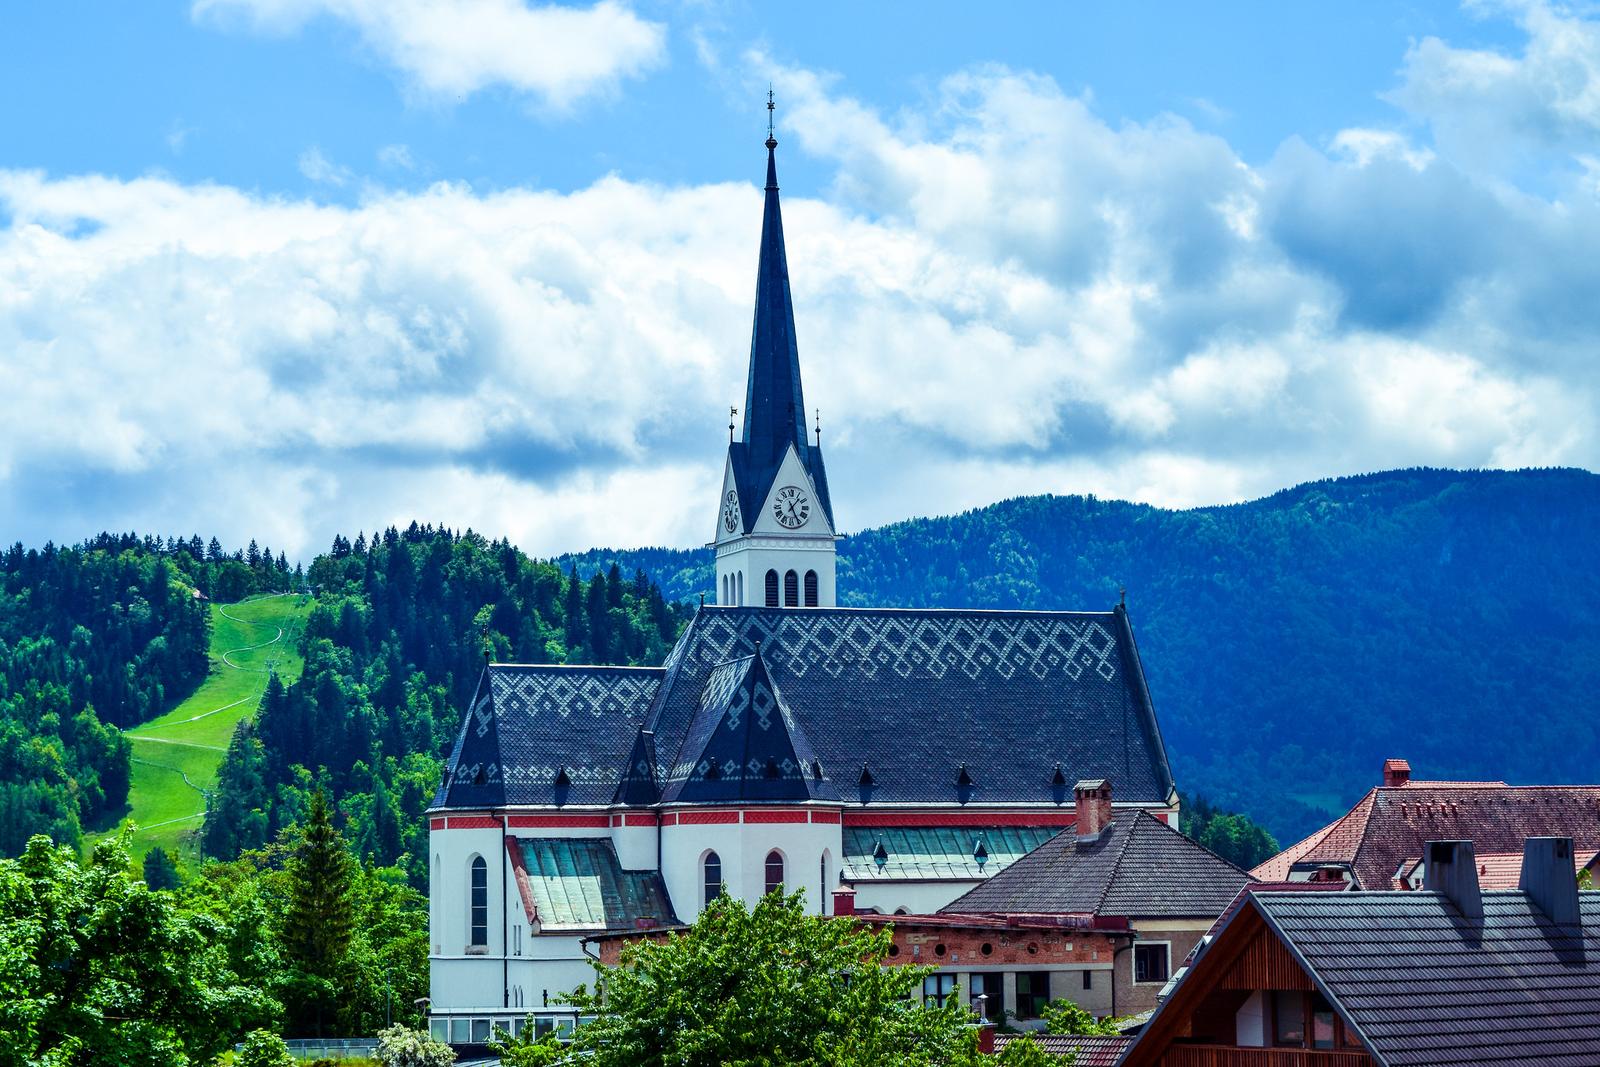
750;444;833;537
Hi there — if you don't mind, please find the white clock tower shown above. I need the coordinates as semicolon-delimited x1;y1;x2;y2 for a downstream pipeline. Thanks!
712;107;837;608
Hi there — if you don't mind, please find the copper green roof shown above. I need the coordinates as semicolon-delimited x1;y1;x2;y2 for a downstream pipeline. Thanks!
510;838;676;931
841;826;1059;882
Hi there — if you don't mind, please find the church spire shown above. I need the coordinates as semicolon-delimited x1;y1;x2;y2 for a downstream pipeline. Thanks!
743;92;809;467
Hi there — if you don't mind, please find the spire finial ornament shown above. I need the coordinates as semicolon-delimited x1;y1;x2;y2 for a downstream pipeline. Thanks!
814;407;821;447
729;406;737;443
766;86;777;150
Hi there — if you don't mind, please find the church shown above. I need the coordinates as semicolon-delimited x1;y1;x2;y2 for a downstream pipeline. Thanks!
425;116;1180;1045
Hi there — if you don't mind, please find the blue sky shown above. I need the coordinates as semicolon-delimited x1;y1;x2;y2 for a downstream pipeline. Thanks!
2;1;1598;557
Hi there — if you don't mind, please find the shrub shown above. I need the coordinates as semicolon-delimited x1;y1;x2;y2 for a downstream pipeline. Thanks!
376;1024;456;1067
236;1030;295;1067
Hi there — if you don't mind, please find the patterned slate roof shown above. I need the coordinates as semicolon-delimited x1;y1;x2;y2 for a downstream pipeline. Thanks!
1252;781;1600;887
508;838;676;931
941;811;1254;918
435;603;1176;812
659;651;836;803
993;1034;1129;1065
1252;888;1600;1066
436;665;664;808
840;826;1057;881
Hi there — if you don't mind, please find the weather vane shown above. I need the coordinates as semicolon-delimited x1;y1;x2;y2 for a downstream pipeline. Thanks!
729;405;738;443
766;86;776;147
814;407;822;447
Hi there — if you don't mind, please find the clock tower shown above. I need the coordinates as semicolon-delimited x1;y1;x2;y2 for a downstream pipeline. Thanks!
712;105;837;608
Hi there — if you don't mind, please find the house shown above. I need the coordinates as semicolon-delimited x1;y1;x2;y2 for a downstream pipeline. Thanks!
1253;758;1600;888
1119;837;1600;1066
939;780;1256;1018
424;116;1181;1044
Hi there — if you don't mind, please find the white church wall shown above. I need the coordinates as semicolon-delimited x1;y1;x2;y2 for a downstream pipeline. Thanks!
660;814;842;922
716;540;836;608
610;816;658;871
850;879;982;917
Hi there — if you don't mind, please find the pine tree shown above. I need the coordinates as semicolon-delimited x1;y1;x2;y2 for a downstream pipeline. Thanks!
247;540;261;568
207;537;223;562
141;846;181;891
283;788;355;1034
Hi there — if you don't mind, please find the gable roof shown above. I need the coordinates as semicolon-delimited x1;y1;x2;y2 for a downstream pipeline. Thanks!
435;603;1177;813
941;810;1253;919
994;1034;1129;1065
659;649;835;803
1253;780;1600;887
841;825;1058;882
1125;887;1600;1067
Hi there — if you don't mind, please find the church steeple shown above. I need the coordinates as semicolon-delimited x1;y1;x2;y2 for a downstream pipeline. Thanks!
743;96;810;469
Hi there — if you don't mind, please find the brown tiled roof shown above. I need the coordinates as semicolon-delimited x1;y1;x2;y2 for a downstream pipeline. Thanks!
1251;780;1600;888
991;1033;1128;1064
1398;848;1600;890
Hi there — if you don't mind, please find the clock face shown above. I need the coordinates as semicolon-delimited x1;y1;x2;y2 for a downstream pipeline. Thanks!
722;491;740;533
772;485;811;529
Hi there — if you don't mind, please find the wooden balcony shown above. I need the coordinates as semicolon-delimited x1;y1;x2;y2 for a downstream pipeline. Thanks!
1162;1046;1373;1067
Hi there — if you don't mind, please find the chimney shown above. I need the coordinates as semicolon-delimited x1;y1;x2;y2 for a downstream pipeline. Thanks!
1075;779;1113;841
1383;758;1411;787
831;887;856;917
1520;837;1580;925
1423;840;1482;920
976;1023;996;1055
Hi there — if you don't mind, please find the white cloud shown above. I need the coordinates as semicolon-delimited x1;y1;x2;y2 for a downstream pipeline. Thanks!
193;0;666;109
298;146;353;185
3;31;1599;560
377;143;416;171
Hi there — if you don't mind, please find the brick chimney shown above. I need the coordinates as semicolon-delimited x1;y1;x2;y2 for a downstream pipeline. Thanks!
1520;837;1579;925
1423;840;1482;920
1075;779;1113;841
1382;758;1411;787
831;886;856;917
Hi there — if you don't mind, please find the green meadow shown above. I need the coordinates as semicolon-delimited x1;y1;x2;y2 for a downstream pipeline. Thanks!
106;593;313;862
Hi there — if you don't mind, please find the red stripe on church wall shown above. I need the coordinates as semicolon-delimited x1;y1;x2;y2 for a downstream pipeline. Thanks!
430;818;446;830
505;814;610;829
742;810;808;824
446;816;500;829
676;811;741;825
810;811;842;823
844;810;1078;828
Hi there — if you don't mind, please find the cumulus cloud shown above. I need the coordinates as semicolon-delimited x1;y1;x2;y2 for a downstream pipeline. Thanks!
3;13;1599;560
193;0;665;109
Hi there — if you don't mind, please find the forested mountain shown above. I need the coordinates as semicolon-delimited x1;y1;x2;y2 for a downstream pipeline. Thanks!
203;526;688;886
0;534;296;853
561;468;1600;842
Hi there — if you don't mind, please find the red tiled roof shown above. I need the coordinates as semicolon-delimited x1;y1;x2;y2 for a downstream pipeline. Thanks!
1396;848;1600;889
1251;780;1600;889
992;1033;1129;1065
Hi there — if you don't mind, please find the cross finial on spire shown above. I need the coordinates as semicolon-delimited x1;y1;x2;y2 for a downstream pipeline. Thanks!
814;407;821;447
766;86;777;149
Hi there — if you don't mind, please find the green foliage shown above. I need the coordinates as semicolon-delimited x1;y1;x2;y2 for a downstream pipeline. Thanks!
236;1030;296;1067
0;831;278;1066
142;846;182;891
205;524;686;885
283;790;356;1035
560;890;982;1067
375;1024;456;1067
572;468;1600;842
1040;999;1122;1036
1179;793;1279;870
995;1034;1073;1065
489;1023;566;1067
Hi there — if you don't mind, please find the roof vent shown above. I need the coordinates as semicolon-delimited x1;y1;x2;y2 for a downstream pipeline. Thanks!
705;763;722;781
1423;840;1482;920
472;765;487;787
1052;765;1068;787
811;759;824;782
859;765;874;787
1520;837;1579;925
973;839;989;869
553;767;571;787
1383;758;1412;787
873;841;889;869
957;765;974;787
763;757;780;780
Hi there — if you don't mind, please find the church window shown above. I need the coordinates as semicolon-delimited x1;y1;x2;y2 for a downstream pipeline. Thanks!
721;575;728;605
765;570;779;607
820;853;829;914
703;852;723;908
764;850;784;895
469;856;488;947
804;570;818;606
736;571;744;605
784;570;798;606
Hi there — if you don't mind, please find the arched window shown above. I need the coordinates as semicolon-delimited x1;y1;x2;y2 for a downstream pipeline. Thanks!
764;850;785;895
736;571;744;606
804;570;819;607
720;575;728;605
469;856;488;947
765;570;779;607
784;570;798;606
703;852;723;909
820;853;829;915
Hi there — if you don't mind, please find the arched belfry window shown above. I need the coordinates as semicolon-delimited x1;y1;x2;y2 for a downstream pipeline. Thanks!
469;856;488;947
765;570;779;608
804;570;819;607
765;850;785;895
784;570;799;607
721;575;729;605
820;853;830;914
704;852;723;908
736;571;744;606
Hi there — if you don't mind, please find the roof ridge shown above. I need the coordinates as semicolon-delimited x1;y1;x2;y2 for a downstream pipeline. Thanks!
1135;808;1255;877
1095;814;1141;915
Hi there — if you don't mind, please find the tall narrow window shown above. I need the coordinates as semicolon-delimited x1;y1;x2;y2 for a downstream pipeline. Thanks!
721;575;729;605
736;571;744;605
784;569;798;606
764;850;785;895
804;570;818;606
765;570;779;607
820;854;829;914
469;856;488;947
703;852;723;908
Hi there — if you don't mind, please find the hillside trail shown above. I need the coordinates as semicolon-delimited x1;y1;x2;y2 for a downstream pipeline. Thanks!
127;591;298;843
